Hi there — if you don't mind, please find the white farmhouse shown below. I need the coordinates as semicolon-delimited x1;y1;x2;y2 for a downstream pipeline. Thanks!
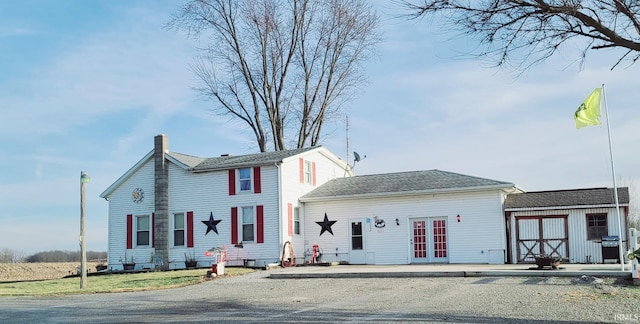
100;134;351;270
100;134;630;269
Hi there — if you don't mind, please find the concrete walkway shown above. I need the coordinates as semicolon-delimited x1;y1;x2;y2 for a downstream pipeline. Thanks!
269;263;633;279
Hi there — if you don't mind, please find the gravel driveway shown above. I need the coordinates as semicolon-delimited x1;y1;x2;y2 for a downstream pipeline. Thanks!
0;269;638;323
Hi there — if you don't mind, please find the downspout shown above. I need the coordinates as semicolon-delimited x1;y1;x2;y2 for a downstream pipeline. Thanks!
275;162;283;264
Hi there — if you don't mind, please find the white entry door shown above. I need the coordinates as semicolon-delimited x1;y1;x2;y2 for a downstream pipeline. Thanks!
411;217;449;263
349;219;366;264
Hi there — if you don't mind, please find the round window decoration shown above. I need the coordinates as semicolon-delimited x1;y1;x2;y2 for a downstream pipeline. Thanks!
132;188;144;203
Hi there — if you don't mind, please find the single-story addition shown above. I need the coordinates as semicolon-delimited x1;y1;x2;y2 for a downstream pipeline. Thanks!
504;188;630;264
99;134;352;270
298;171;521;265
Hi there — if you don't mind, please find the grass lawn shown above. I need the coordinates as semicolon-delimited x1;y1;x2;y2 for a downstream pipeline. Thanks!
0;268;254;296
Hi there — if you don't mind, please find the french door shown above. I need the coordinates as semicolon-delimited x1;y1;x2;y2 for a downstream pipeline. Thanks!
411;217;449;263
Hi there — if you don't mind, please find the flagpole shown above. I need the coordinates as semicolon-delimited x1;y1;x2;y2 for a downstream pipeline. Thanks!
601;84;625;271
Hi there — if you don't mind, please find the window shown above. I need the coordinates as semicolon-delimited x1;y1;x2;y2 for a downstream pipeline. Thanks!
238;168;252;191
304;161;312;184
242;206;254;242
294;207;301;235
136;215;150;246
586;213;608;240
351;221;363;250
173;213;185;247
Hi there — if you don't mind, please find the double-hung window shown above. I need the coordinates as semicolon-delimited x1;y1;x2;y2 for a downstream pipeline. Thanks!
174;213;185;247
239;168;252;192
294;207;301;235
586;213;608;240
304;161;312;184
136;215;150;247
242;206;254;242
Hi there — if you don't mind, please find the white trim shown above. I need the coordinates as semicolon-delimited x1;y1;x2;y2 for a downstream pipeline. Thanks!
171;212;186;248
300;184;516;202
241;206;256;243
100;150;153;198
166;154;196;170
505;203;629;212
135;214;151;248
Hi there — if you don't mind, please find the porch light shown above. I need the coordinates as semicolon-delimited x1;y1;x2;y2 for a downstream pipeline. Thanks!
456;214;461;223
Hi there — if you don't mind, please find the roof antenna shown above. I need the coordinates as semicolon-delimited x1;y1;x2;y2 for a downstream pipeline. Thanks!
345;115;367;174
345;115;366;173
346;115;350;167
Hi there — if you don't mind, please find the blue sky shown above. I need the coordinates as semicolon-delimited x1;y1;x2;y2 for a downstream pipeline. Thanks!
1;1;638;255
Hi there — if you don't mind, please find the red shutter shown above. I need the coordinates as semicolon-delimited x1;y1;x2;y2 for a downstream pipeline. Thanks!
253;166;261;194
187;211;194;248
228;169;236;195
312;162;317;186
299;158;304;183
126;214;133;249
257;205;264;244
231;207;238;244
151;213;155;248
287;203;293;236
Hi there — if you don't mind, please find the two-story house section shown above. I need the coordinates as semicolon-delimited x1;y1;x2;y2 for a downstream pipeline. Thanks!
100;134;352;270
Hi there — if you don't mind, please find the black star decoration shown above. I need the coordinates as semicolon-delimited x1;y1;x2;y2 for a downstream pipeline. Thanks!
202;212;222;235
316;213;337;236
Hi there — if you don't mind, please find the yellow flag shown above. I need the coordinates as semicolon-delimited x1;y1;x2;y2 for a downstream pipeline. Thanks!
574;88;602;129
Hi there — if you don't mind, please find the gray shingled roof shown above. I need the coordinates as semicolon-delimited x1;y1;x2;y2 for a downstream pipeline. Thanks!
301;170;514;200
190;146;318;171
504;187;629;210
167;152;206;168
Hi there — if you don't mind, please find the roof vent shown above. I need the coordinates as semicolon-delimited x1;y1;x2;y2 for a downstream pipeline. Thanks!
220;154;231;157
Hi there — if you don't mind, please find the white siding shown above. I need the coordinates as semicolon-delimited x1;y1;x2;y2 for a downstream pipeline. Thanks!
106;159;284;269
509;207;627;264
168;163;282;267
303;190;508;265
106;159;155;270
279;148;351;264
105;147;348;269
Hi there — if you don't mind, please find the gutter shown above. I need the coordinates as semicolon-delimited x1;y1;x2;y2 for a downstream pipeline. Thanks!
300;184;517;202
505;203;630;212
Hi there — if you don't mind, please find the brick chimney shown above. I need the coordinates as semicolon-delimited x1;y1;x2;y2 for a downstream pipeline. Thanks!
154;134;169;270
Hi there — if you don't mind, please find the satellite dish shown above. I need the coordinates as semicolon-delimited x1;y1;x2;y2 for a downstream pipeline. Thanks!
353;151;366;164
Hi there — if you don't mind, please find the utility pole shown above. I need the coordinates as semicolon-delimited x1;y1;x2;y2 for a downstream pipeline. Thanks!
80;171;90;288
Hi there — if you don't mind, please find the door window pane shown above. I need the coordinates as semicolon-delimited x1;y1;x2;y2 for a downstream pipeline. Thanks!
351;222;363;250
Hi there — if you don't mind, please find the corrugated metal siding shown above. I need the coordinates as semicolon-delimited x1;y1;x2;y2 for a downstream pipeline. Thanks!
509;207;626;264
303;190;507;265
542;218;564;239
518;219;539;240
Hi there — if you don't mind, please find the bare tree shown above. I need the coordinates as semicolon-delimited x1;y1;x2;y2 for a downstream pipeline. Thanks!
168;0;380;151
399;0;640;70
0;248;25;263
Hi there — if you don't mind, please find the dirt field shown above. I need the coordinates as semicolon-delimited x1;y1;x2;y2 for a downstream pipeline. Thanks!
0;262;103;282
